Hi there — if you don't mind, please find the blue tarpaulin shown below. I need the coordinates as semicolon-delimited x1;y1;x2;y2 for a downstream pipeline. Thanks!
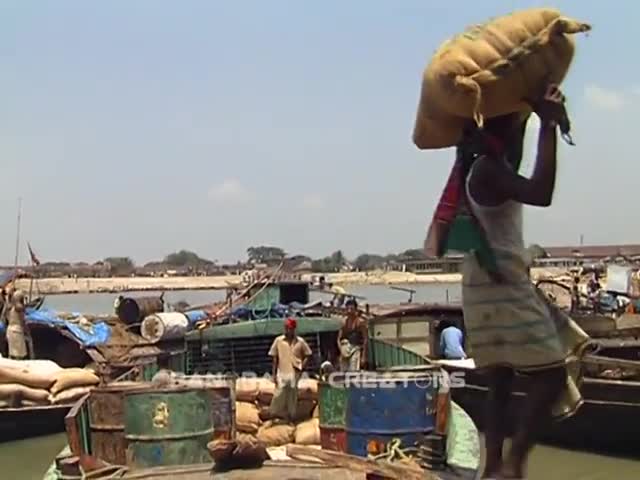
0;307;111;347
184;310;208;323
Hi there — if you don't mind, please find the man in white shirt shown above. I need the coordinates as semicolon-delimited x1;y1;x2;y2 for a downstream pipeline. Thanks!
268;317;312;422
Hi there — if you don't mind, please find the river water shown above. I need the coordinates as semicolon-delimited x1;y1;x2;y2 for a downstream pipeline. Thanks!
2;284;639;479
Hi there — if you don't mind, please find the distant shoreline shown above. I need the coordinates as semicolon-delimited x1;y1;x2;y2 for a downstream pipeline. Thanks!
14;271;460;295
13;267;559;295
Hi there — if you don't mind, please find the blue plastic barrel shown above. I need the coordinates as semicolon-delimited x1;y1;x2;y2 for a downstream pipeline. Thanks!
345;371;437;457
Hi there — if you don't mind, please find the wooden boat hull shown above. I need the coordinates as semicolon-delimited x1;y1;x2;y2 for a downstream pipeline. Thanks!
0;405;71;442
442;365;640;456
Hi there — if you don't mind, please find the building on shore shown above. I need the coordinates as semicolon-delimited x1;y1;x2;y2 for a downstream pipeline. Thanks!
388;244;640;275
535;244;640;268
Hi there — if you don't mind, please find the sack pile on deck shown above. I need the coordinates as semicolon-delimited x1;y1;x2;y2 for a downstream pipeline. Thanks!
234;377;320;446
413;7;590;150
0;358;99;408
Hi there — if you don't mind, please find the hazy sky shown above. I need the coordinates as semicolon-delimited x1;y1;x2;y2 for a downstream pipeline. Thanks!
1;1;636;265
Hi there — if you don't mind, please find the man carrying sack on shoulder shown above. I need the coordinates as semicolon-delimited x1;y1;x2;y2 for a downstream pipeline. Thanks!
267;317;312;423
425;85;592;479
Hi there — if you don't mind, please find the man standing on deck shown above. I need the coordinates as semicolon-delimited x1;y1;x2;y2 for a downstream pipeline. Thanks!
337;298;368;371
267;317;312;422
6;289;29;360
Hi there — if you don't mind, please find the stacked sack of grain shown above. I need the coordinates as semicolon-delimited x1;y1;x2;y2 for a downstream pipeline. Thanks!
255;377;318;422
235;377;262;438
48;367;100;405
0;358;100;408
234;376;320;446
413;8;591;150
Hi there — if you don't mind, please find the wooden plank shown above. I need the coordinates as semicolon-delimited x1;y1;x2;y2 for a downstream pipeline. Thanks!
285;445;437;480
120;463;366;480
64;393;90;456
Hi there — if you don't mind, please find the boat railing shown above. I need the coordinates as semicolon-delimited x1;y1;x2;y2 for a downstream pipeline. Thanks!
64;393;91;458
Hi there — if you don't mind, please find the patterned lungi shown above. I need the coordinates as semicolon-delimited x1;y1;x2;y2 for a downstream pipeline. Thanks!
462;252;592;419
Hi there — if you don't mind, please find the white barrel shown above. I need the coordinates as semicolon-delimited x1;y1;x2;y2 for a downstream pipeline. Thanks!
140;312;189;343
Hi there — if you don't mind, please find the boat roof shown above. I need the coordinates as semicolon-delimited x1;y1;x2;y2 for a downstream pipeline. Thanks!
368;302;462;319
189;316;342;341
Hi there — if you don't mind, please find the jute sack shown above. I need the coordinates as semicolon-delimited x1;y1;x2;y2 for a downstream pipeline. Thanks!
235;378;260;403
236;401;261;434
414;8;590;150
0;365;56;390
0;383;50;404
49;369;99;395
256;420;295;447
297;379;318;401
50;385;94;405
256;378;276;405
294;418;320;445
0;358;62;376
236;432;258;443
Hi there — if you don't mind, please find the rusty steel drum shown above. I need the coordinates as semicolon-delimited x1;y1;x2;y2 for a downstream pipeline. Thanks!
116;296;164;326
88;381;151;465
124;387;214;468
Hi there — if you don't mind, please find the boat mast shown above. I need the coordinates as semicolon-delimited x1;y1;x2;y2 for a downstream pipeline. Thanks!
13;197;22;275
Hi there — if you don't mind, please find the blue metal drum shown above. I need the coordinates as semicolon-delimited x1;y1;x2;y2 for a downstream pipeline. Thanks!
345;371;437;457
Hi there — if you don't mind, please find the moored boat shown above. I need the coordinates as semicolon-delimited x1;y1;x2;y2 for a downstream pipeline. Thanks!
41;369;480;480
367;301;640;456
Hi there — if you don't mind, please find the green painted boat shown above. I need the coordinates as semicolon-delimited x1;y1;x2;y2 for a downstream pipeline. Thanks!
124;388;214;468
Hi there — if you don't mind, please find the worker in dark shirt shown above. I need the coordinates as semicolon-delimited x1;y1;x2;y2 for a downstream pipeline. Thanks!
337;298;368;371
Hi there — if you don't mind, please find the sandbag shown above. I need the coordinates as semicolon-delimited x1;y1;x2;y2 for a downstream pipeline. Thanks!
51;386;94;405
50;369;100;395
0;358;62;376
256;421;295;447
414;8;590;149
312;404;319;419
0;383;50;404
21;399;51;407
0;365;56;390
294;418;320;445
236;432;258;444
236;401;261;434
257;378;276;405
297;379;318;401
235;378;260;403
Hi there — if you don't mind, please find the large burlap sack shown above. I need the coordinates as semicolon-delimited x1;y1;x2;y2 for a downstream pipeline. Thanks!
0;383;50;404
50;386;94;405
256;420;295;447
236;432;258;443
294;418;320;445
297;379;318;401
50;369;99;395
293;399;316;422
414;8;590;150
257;378;276;405
312;404;319;419
0;358;62;376
235;378;260;402
236;401;261;434
0;365;56;390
